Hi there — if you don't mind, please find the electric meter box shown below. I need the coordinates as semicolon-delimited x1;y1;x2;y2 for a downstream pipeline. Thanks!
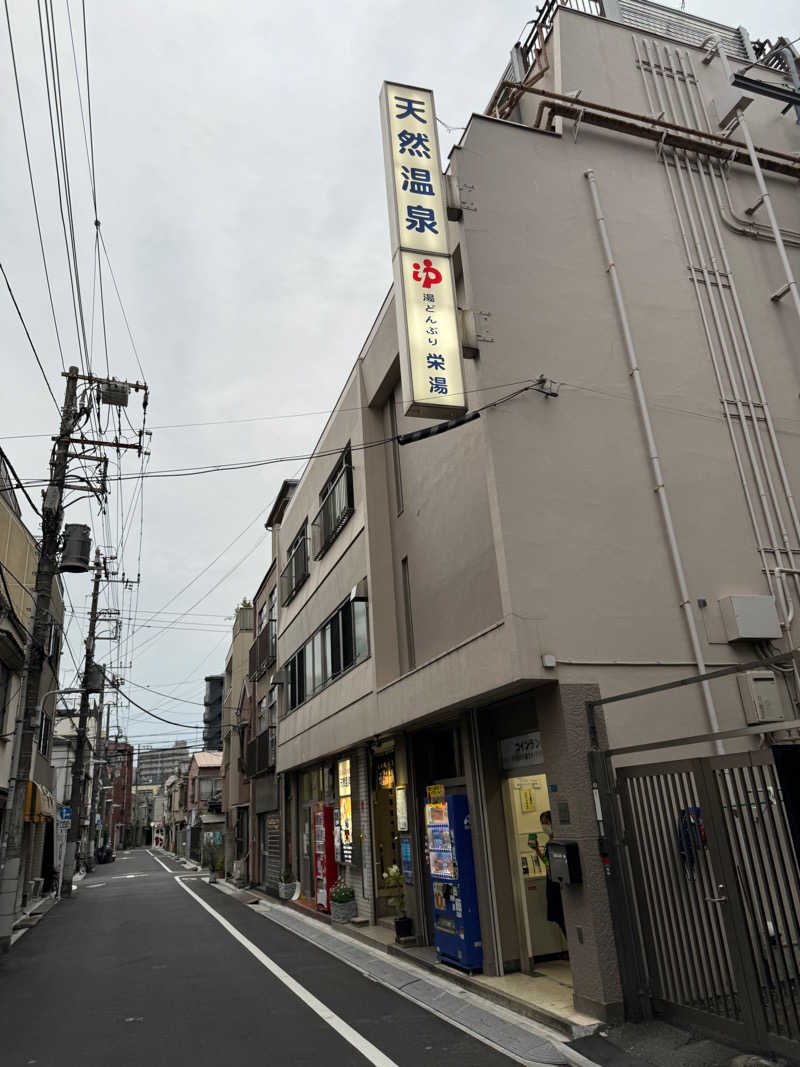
548;841;582;886
737;670;785;725
719;595;782;642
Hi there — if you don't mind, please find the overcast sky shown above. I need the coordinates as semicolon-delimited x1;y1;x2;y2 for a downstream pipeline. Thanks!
2;0;797;752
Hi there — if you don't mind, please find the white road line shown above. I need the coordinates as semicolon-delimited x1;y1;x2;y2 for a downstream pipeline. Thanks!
85;882;106;889
145;849;173;873
176;877;399;1067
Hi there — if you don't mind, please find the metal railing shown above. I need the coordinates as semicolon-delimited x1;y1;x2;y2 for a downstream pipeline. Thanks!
248;619;277;678
246;727;275;777
311;464;354;560
280;533;309;606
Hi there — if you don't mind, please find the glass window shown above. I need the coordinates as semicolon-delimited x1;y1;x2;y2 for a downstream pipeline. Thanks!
328;616;341;678
304;638;314;697
257;604;266;633
312;630;324;692
257;696;267;733
341;601;354;670
354;600;369;662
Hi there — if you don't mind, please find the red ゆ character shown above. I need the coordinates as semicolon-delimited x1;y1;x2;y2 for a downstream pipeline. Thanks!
412;259;442;289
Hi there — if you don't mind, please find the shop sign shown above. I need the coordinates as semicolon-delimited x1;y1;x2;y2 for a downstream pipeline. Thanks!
500;731;544;771
339;796;353;864
396;785;409;833
400;837;413;884
375;752;395;790
338;758;351;797
380;82;466;420
426;783;445;802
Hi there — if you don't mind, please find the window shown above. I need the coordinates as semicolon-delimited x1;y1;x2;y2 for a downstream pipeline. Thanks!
199;777;213;801
257;696;267;734
311;447;354;559
268;686;278;767
257;604;266;633
280;523;309;605
0;662;9;730
284;593;370;713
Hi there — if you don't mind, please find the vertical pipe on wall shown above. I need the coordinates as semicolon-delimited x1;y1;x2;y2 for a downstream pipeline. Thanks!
584;169;723;751
648;41;799;640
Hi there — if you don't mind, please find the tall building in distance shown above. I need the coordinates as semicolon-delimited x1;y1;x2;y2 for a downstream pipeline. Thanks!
203;675;224;751
136;739;190;787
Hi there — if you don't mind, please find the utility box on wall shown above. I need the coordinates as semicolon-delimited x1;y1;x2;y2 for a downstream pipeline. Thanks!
719;596;782;642
549;841;582;886
738;670;785;725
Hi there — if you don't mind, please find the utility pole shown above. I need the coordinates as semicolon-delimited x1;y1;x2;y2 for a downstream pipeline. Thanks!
0;367;80;953
85;684;106;869
62;549;103;897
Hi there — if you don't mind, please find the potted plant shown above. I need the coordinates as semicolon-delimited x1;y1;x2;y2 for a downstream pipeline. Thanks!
383;864;413;941
329;881;357;924
278;868;297;900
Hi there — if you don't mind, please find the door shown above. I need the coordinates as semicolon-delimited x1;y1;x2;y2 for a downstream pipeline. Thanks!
618;753;800;1058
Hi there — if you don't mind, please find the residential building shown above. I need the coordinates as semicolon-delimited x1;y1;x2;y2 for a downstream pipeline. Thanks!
220;601;253;880
202;675;224;751
247;550;283;891
106;741;133;850
186;750;223;862
163;771;188;857
135;740;189;787
131;785;158;847
0;451;64;905
253;0;800;1046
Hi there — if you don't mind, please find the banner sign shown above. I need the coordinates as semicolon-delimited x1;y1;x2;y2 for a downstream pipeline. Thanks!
381;82;466;420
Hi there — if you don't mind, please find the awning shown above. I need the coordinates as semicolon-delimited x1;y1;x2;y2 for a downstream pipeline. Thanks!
24;781;56;823
200;812;224;826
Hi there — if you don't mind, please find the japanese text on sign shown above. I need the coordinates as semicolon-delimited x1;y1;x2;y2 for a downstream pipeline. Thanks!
381;82;467;420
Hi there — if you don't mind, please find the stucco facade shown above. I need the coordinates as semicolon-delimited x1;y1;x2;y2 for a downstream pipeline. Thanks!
228;0;800;1025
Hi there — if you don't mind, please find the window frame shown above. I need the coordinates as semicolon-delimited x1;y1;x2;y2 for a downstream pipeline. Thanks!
280;522;309;606
283;593;370;715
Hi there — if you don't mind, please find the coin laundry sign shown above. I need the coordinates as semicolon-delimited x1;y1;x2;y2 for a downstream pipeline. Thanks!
380;82;466;420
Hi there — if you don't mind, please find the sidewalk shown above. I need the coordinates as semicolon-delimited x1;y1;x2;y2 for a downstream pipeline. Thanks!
212;879;606;1067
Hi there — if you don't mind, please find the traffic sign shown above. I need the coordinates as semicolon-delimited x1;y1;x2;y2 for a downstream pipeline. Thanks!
58;806;71;820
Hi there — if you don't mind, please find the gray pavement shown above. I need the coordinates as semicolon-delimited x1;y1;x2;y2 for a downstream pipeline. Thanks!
0;848;580;1066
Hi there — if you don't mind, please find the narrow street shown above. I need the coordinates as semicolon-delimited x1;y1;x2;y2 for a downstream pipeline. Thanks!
0;850;569;1067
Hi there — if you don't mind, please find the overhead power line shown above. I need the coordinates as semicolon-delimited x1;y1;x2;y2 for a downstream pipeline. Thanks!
0;263;60;410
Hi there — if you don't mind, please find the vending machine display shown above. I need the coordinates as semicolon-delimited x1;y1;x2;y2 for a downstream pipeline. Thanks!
312;802;336;911
424;793;482;972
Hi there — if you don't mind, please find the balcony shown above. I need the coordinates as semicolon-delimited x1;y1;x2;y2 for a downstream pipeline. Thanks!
280;534;309;606
311;465;354;560
248;619;277;679
246;726;276;778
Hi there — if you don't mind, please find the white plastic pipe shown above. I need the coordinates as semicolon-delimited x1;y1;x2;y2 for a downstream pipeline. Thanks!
585;169;723;751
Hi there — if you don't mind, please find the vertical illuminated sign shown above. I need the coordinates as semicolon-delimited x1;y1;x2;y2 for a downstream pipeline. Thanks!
338;758;353;864
381;82;467;420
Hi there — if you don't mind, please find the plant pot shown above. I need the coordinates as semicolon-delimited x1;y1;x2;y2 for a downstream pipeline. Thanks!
278;880;297;900
330;898;358;924
394;915;413;941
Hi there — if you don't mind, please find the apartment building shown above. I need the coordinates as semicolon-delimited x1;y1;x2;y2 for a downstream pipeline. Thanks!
232;1;800;1052
136;740;189;787
220;602;253;878
0;453;64;904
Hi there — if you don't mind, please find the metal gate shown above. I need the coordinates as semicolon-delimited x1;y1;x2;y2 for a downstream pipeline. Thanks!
617;750;800;1059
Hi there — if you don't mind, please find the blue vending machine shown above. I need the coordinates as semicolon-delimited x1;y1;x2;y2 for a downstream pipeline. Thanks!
425;793;483;972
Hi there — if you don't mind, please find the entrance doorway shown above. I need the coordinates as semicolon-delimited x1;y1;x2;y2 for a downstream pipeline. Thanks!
502;772;569;973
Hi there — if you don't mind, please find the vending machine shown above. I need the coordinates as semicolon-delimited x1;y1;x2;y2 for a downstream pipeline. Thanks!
312;802;336;911
425;793;482;971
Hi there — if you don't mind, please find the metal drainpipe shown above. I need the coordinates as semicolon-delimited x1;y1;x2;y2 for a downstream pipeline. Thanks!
585;169;723;752
704;37;800;326
651;40;800;639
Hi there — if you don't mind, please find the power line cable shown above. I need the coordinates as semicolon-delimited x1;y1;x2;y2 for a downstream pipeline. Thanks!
3;0;66;372
0;263;60;410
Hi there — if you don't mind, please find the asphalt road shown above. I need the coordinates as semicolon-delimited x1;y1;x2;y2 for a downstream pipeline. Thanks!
0;849;538;1067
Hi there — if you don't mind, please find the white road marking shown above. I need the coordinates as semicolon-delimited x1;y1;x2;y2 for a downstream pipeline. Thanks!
85;882;107;889
146;849;174;873
177;877;399;1067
